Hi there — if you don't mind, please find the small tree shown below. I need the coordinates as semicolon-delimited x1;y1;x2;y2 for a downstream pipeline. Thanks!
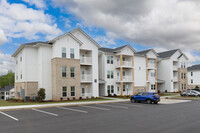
38;88;46;102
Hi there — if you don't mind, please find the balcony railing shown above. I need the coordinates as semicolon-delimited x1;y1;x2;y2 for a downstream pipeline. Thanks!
117;61;132;67
173;77;178;82
81;93;92;97
148;63;156;69
80;57;92;65
116;76;133;82
173;66;178;71
81;74;92;82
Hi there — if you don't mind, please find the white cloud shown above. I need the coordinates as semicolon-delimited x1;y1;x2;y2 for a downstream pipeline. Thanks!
52;0;200;63
22;0;46;9
0;29;7;45
0;52;14;75
0;0;62;43
93;35;116;47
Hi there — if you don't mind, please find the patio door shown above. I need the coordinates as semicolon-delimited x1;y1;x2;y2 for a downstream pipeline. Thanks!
82;71;85;80
82;87;85;96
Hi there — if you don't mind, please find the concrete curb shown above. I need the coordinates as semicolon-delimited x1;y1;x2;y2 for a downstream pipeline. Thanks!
0;99;130;111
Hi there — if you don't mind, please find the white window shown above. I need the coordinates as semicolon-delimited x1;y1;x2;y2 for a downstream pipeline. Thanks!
71;86;75;96
62;86;67;97
70;48;75;59
151;84;155;90
110;56;114;64
191;72;193;76
107;70;114;79
107;85;110;94
111;71;114;79
62;66;67;77
191;79;193;84
62;47;66;58
70;67;75;77
107;56;113;64
107;56;110;64
111;85;114;93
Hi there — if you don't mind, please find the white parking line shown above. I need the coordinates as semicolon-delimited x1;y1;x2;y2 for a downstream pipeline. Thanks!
113;103;143;107
0;111;19;121
98;104;128;109
57;107;88;113
32;108;58;116
80;105;111;111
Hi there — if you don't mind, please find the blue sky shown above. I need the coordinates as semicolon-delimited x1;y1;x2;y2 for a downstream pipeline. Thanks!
0;0;200;75
0;0;151;55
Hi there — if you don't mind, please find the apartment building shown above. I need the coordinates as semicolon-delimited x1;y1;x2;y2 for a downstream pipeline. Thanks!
135;49;158;93
157;49;188;92
98;47;158;96
12;28;100;100
187;65;200;89
98;45;135;96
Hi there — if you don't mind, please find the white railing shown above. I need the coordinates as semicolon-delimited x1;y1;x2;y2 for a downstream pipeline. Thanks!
81;93;93;97
173;77;178;82
80;57;92;64
117;61;132;67
148;63;156;69
81;74;92;81
117;76;133;81
173;66;178;70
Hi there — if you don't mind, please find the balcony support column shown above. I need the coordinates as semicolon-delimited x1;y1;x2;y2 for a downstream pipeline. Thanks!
120;54;123;96
132;56;135;95
146;57;149;92
155;59;158;93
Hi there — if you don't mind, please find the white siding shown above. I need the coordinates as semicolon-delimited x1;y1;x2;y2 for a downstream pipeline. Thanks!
134;56;146;87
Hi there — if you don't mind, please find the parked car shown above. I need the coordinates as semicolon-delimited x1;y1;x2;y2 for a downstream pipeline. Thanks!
192;88;200;92
130;92;160;104
180;90;200;97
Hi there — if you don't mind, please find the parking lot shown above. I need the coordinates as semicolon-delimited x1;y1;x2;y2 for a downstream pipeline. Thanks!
0;100;200;133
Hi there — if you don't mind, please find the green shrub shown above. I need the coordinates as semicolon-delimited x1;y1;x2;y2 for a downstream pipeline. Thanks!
91;96;95;99
108;94;112;97
38;88;46;102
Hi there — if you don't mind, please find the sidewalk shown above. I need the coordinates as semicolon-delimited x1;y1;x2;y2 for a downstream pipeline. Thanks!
0;98;129;111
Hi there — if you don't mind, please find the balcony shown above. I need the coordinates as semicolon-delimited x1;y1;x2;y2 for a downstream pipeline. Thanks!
147;63;156;69
80;57;92;65
173;66;178;71
81;93;92;98
117;61;132;68
116;76;133;82
81;74;92;83
173;76;178;82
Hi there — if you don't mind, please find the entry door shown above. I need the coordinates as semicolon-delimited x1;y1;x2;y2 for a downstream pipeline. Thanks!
82;88;85;96
81;54;85;63
123;71;126;79
82;71;85;79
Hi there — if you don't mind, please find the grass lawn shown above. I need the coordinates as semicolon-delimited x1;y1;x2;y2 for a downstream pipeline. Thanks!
0;98;112;107
169;96;200;99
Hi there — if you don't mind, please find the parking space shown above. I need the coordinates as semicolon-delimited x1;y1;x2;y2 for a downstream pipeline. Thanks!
0;100;200;133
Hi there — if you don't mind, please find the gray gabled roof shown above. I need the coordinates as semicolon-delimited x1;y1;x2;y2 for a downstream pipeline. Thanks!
136;49;152;55
187;64;200;71
158;49;179;58
0;86;14;92
99;45;135;53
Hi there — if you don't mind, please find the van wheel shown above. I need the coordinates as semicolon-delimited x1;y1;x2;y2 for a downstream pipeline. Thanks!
146;99;152;104
131;98;136;103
